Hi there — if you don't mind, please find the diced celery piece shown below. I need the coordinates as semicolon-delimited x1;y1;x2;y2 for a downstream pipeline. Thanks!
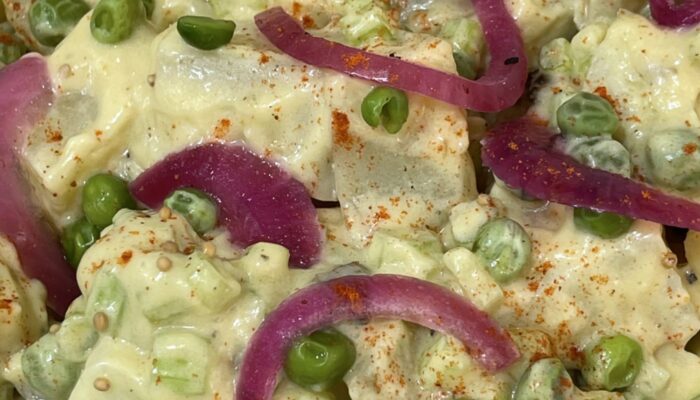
188;254;240;312
86;271;127;335
152;332;211;395
142;298;193;322
22;335;81;400
55;314;99;362
418;335;511;399
539;38;573;73
365;230;442;279
69;337;150;399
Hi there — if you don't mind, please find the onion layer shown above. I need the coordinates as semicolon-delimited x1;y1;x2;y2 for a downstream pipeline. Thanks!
650;0;700;27
236;274;519;400
481;118;700;230
0;55;80;315
254;4;526;112
129;143;322;268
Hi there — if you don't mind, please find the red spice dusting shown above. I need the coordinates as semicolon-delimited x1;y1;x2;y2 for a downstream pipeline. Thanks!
332;110;353;150
12;2;20;11
593;86;620;112
332;283;362;308
95;130;103;137
291;1;302;17
213;118;231;139
117;250;133;266
0;34;13;45
45;127;63;142
302;15;316;28
527;281;540;292
0;299;12;310
684;143;698;155
374;206;391;222
258;53;270;65
507;141;519;151
535;261;553;275
641;190;652;200
342;52;370;70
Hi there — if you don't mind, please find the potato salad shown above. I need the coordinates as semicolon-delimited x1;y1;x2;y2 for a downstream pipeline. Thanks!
2;0;700;399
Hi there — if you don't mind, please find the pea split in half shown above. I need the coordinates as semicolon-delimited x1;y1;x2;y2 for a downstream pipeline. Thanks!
177;16;236;50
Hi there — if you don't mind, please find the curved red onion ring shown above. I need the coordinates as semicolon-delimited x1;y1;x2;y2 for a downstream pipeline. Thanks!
650;0;700;27
129;143;322;268
236;274;519;399
254;4;526;112
0;55;80;315
481;117;700;230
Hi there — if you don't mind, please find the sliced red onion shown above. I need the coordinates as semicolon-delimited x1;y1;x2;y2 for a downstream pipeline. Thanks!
481;118;700;230
0;55;80;315
236;274;519;399
254;4;526;112
129;143;322;268
650;0;700;27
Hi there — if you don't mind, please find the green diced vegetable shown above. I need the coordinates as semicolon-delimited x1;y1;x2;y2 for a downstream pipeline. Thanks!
556;92;619;138
28;0;90;47
453;52;477;80
55;314;99;362
90;0;142;44
472;218;531;283
188;254;239;312
539;38;573;73
284;328;356;392
646;128;700;191
513;358;566;400
564;136;631;177
582;334;643;391
22;335;81;400
573;208;633;239
0;23;27;65
82;173;136;230
86;271;127;334
361;86;409;134
152;332;211;395
176;16;235;50
61;217;100;268
441;18;484;80
141;0;154;18
164;188;218;235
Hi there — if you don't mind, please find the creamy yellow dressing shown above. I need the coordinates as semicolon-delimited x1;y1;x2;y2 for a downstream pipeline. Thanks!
0;237;48;399
4;0;700;399
534;11;700;197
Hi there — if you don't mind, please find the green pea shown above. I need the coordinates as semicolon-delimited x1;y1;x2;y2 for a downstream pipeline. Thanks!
164;188;218;235
0;23;27;65
564;136;631;177
284;328;356;391
513;358;566;400
472;218;532;283
90;0;141;44
573;208;633;239
28;0;90;47
176;16;236;51
82;173;136;230
646;128;700;191
582;334;643;391
61;217;100;268
556;92;619;138
361;86;409;134
22;335;81;399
